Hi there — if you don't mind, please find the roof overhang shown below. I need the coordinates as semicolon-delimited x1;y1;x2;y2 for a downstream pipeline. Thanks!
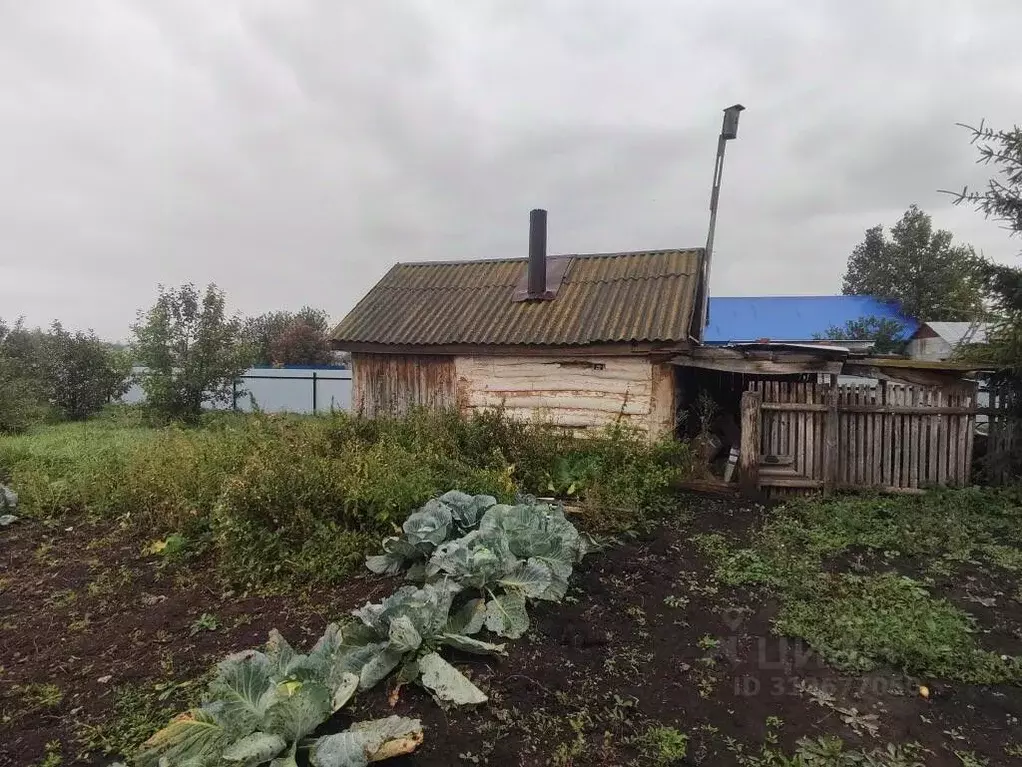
670;344;848;375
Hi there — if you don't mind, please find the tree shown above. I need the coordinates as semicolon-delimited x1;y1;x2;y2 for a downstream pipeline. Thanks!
0;318;46;434
815;316;907;354
44;322;131;420
243;307;334;367
842;205;985;321
947;122;1022;379
132;284;253;422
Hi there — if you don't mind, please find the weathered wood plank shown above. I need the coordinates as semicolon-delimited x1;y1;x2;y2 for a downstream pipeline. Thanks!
866;385;876;486
648;362;677;441
353;353;457;417
759;477;826;489
672;358;844;375
854;384;864;486
824;381;839;494
457;355;656;434
740;390;762;498
906;386;917;489
466;392;650;415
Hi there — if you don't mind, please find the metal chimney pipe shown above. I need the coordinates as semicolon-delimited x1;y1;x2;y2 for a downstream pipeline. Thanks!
528;208;548;297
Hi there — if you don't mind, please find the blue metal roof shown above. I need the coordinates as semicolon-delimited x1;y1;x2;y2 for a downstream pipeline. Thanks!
704;296;918;344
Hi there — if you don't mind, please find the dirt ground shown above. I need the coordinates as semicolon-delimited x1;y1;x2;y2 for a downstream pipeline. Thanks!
2;498;1020;766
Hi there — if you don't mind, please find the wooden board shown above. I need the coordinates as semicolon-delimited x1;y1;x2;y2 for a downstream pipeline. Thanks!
456;356;660;435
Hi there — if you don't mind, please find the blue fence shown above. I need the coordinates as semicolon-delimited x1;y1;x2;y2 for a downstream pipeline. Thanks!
120;367;353;414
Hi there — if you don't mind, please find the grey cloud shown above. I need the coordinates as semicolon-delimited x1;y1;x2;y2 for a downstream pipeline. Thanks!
1;0;1020;339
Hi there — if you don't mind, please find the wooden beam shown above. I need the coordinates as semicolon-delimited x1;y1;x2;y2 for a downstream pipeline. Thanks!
759;477;825;489
739;390;762;498
842;364;973;389
689;347;841;364
672;357;843;375
855;356;985;372
762;402;829;412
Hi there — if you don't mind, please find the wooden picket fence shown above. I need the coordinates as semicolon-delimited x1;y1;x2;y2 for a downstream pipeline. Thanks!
738;378;987;496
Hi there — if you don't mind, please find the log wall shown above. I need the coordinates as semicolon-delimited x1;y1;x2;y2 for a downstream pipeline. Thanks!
455;356;673;437
351;353;676;439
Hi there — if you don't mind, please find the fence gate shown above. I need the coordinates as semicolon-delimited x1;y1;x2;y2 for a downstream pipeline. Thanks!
739;379;979;496
986;385;1021;484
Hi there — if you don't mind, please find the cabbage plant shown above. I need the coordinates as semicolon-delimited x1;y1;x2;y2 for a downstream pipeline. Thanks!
135;627;422;767
366;492;498;579
366;494;593;640
343;581;505;705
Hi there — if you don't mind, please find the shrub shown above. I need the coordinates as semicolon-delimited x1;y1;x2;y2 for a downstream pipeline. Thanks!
0;356;46;435
1;408;688;587
209;420;517;588
243;307;334;367
581;427;695;533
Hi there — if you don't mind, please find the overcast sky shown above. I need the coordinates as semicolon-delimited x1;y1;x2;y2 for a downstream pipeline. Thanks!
2;1;1020;340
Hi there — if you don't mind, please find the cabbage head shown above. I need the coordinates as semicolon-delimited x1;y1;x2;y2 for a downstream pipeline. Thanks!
135;626;421;767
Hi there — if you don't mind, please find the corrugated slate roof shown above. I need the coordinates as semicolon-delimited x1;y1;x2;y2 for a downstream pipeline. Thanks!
331;249;704;347
922;321;990;347
704;295;919;344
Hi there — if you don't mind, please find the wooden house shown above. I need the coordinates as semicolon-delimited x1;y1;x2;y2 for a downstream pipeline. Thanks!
906;321;991;362
330;210;700;439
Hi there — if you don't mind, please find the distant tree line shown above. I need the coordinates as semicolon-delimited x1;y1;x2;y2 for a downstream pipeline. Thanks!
823;121;1021;361
0;288;341;432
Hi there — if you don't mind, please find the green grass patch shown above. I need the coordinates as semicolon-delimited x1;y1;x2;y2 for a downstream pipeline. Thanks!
701;489;1022;683
777;572;1019;682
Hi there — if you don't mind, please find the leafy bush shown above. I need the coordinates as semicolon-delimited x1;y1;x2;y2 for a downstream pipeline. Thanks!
0;318;48;434
1;408;687;588
44;323;131;420
0;355;46;435
135;627;423;767
210;429;517;588
582;430;693;532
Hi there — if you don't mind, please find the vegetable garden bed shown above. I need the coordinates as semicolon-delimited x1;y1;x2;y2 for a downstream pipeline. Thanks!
2;492;1022;766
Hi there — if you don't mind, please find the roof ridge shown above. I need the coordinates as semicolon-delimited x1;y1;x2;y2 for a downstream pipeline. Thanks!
397;248;703;268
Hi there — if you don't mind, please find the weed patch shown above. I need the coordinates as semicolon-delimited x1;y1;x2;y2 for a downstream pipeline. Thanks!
704;489;1022;684
2;408;691;589
777;573;1019;682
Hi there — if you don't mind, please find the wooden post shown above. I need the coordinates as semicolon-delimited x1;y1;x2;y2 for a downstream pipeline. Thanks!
823;380;839;494
740;390;762;498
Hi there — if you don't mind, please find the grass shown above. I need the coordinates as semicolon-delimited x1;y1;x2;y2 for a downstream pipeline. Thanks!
0;405;692;589
74;684;178;760
776;572;1018;682
12;683;63;714
700;490;1022;684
